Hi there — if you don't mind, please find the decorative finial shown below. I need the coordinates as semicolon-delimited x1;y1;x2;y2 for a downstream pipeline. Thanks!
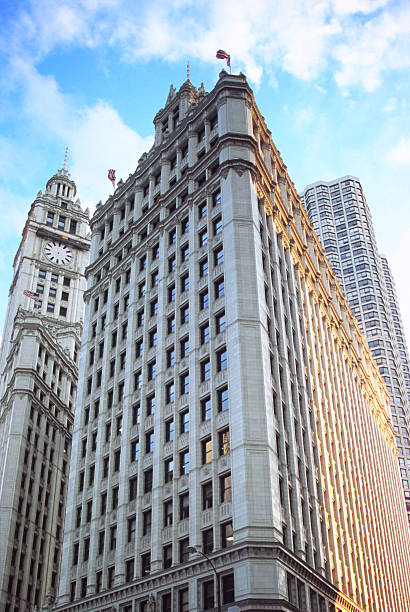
187;61;190;81
63;147;69;171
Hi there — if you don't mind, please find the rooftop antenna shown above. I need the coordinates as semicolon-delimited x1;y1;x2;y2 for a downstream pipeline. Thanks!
187;61;190;81
63;147;69;171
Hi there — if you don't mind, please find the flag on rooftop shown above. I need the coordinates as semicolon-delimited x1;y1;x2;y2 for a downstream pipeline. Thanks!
108;169;116;188
216;49;231;67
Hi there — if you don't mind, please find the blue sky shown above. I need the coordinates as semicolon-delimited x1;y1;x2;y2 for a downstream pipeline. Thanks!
1;0;410;341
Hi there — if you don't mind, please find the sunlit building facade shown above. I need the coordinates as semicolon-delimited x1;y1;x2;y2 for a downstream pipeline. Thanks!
55;73;410;612
0;167;90;612
301;177;410;524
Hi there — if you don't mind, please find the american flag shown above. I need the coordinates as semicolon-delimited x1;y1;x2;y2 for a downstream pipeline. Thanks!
23;290;39;302
108;168;116;188
216;49;231;67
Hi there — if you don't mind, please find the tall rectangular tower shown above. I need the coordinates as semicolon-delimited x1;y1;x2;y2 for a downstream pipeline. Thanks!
301;177;410;524
56;74;410;612
0;167;90;612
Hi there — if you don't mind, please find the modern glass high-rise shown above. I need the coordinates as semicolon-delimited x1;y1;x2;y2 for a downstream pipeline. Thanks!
55;76;410;612
0;166;90;612
301;176;410;524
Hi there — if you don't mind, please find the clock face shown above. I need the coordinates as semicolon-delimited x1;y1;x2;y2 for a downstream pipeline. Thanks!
44;241;72;265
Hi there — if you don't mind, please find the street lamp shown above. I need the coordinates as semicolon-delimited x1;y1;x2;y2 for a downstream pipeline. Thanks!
187;546;222;612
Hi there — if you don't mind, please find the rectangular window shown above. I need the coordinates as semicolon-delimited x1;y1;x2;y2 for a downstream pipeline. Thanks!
179;538;189;564
143;510;152;536
218;386;228;411
220;473;232;502
222;574;235;604
163;546;172;570
110;525;117;550
169;228;177;245
166;347;175;367
168;284;176;302
148;361;156;380
202;481;213;509
201;359;211;382
167;315;175;334
217;348;227;371
219;428;230;455
146;394;155;416
163;500;173;526
151;270;159;287
201;437;212;464
46;211;54;226
200;323;210;344
112;486;119;510
129;476;137;501
180;372;189;395
180;450;190;475
180;409;189;433
144;469;153;493
165;419;174;442
127;516;136;543
199;258;208;277
213;192;221;207
179;493;189;519
166;382;175;404
214;277;224;298
180;273;189;292
181;244;189;261
150;299;158;316
141;553;151;576
215;311;226;333
180;336;189;358
145;430;154;453
213;216;222;235
69;219;77;234
58;215;66;230
180;305;189;324
200;290;209;310
135;339;143;357
83;537;90;561
202;528;213;555
132;403;140;426
149;328;157;347
131;439;139;461
98;531;105;555
164;458;174;483
201;396;211;421
125;558;134;583
199;229;208;247
168;255;176;272
100;493;107;516
221;521;233;548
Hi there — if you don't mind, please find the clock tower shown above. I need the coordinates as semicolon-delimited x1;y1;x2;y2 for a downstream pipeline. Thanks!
0;164;90;612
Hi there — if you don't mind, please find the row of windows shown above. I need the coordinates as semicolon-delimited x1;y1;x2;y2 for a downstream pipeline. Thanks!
70;573;233;610
46;211;77;234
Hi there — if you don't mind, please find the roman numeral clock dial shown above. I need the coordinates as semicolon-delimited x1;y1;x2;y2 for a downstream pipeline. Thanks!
44;241;72;265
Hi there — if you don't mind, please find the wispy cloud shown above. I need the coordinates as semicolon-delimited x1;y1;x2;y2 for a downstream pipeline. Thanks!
1;58;153;212
386;138;410;166
2;1;410;91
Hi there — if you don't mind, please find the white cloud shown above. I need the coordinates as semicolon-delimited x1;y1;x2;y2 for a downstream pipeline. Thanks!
3;0;410;92
382;97;397;112
386;139;410;166
2;57;153;214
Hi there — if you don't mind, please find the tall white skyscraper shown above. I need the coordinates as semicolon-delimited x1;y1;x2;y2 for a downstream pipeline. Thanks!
0;165;90;612
55;76;410;612
302;176;410;525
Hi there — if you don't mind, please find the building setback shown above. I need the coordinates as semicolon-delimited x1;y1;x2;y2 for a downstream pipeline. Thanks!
301;177;410;525
0;167;90;612
56;73;410;612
